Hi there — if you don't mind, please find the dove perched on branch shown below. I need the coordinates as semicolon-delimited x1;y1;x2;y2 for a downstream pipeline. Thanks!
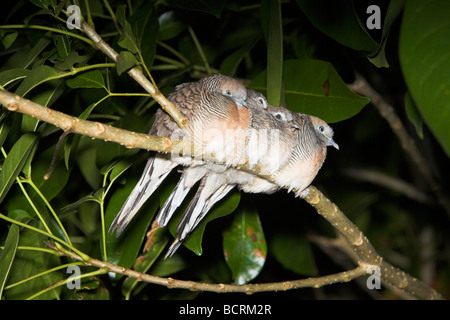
163;98;299;258
109;74;249;236
164;105;338;258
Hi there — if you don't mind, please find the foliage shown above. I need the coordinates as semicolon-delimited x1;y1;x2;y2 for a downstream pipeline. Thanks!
0;0;448;300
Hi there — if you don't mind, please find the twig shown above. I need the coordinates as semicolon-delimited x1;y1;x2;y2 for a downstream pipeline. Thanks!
348;73;450;216
45;241;367;294
343;167;432;204
79;21;189;130
302;185;443;300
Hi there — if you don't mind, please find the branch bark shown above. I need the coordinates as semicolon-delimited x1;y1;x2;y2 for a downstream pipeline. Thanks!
46;241;367;294
348;74;450;216
80;21;188;130
0;90;172;153
302;186;443;300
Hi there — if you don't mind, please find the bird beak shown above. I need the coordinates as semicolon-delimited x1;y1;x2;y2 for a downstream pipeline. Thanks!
234;98;247;108
329;139;339;150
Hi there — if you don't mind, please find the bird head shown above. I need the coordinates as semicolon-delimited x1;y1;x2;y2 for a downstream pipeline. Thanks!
267;105;294;122
202;74;248;108
246;90;268;110
309;115;339;150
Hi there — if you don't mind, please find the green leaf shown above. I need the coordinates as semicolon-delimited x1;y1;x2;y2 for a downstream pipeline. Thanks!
251;59;369;123
404;91;423;139
30;145;71;201
116;51;138;76
53;26;71;59
128;3;159;70
121;227;168;298
0;111;12;150
399;0;450;157
0;225;19;299
0;133;39;204
16;32;52;69
367;0;405;68
3;221;62;300
261;0;284;106
223;207;267;285
169;190;241;256
219;36;260;76
15;65;58;97
1;31;18;50
158;11;186;41
30;0;57;10
271;233;317;276
54;52;87;71
0;68;30;87
105;180;159;275
76;137;102;190
66;70;106;89
296;0;377;52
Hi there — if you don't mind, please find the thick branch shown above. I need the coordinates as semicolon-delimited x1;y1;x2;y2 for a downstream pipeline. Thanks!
302;185;443;300
348;74;450;216
0;90;172;152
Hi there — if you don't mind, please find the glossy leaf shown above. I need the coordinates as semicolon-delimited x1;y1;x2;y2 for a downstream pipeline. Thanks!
271;233;317;276
399;0;450;156
128;3;159;70
4;221;62;300
66;70;106;89
116;51;138;76
261;0;283;106
404;91;423;140
296;0;377;52
105;179;160;275
16;32;51;69
168;190;241;256
121;227;169;297
223;207;267;285
158;11;186;41
0;133;38;204
0;225;19;299
14;65;58;97
0;68;30;87
251;59;369;123
367;0;405;68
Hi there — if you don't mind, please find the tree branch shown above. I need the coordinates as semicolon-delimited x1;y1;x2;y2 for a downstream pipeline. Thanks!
0;90;172;153
79;21;189;130
46;241;366;294
348;73;450;216
302;186;443;300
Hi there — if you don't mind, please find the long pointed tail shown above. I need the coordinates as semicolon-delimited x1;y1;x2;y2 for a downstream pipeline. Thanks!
109;155;177;236
164;175;235;258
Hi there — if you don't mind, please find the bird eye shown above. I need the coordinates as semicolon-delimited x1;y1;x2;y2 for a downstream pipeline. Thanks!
225;89;232;96
275;113;282;120
318;125;325;132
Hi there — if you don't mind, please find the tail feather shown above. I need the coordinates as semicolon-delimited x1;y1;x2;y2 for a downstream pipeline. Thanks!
163;174;235;258
109;156;176;236
164;237;182;259
156;167;207;228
